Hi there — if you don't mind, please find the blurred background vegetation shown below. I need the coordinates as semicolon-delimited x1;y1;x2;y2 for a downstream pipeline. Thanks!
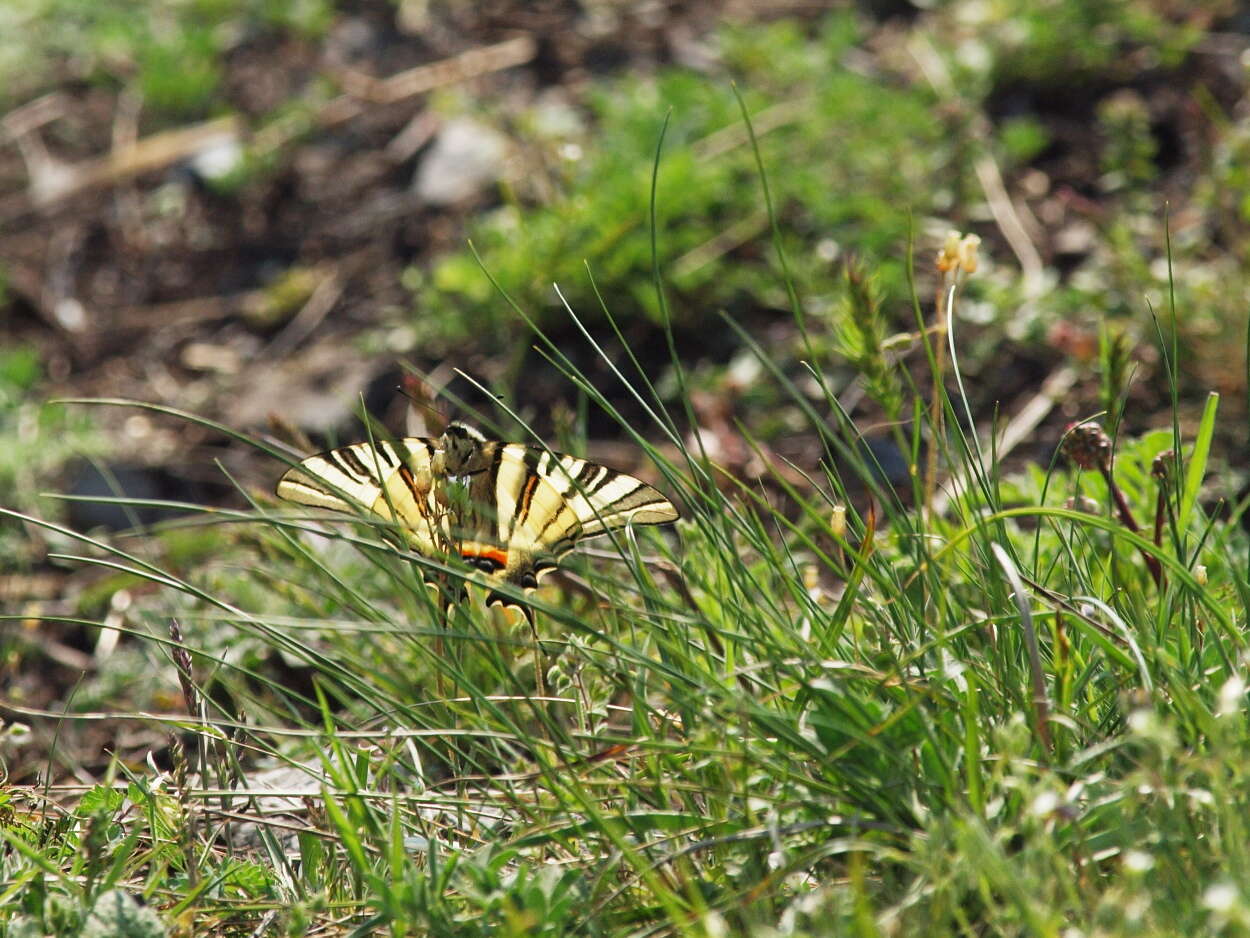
2;1;1242;506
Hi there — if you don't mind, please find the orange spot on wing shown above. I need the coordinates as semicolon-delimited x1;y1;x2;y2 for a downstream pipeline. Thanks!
461;546;509;567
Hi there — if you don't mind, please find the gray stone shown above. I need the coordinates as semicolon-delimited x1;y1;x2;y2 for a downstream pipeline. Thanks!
414;118;508;206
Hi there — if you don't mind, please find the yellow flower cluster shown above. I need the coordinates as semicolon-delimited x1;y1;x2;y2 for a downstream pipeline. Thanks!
936;230;981;275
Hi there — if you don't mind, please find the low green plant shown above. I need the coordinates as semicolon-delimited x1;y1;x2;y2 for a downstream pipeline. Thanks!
0;0;334;116
937;0;1215;94
413;14;953;353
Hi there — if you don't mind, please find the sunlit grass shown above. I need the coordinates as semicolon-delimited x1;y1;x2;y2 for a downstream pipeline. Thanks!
6;217;1247;935
5;36;1250;935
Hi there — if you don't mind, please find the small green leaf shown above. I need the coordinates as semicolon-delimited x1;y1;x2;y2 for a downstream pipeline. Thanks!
1179;392;1218;532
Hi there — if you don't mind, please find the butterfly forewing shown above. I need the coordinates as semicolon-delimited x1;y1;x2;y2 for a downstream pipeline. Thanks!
540;452;679;536
276;438;450;554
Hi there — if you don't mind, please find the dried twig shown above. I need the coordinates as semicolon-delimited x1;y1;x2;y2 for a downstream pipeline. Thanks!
304;35;537;143
263;268;345;358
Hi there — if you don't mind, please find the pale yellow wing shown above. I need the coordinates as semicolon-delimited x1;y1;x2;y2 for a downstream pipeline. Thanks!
499;446;678;559
277;431;679;614
275;438;447;555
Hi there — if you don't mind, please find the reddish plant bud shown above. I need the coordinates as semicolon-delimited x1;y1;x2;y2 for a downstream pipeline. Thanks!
1151;449;1175;483
1063;422;1112;471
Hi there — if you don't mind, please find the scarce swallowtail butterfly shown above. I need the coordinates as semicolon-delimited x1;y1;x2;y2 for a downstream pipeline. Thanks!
276;422;679;615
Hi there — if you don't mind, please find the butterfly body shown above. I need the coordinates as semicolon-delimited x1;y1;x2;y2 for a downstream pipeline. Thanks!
276;422;678;611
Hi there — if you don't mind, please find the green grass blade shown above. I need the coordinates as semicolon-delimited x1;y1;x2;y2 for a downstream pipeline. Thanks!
1179;391;1218;534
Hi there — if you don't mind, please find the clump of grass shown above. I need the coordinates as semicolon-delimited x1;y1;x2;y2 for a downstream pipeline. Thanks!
9;223;1245;936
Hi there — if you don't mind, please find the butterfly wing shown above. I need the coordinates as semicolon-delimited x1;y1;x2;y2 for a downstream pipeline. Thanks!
536;450;680;537
276;438;448;555
277;431;679;618
480;445;679;611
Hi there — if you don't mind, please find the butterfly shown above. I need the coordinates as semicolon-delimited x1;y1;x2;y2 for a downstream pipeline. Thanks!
276;422;679;615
